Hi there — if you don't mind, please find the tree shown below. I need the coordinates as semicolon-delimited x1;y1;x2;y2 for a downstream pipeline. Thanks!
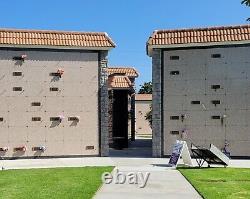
138;81;152;94
145;105;152;128
138;82;153;128
242;0;250;20
242;0;250;6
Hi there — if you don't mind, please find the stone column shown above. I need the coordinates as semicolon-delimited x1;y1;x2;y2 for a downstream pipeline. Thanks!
99;51;109;156
152;49;162;157
108;90;113;147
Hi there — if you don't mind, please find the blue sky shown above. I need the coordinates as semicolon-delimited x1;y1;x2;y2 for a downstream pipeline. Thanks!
0;0;249;90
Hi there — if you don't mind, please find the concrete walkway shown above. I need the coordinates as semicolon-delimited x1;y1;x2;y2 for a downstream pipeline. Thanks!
94;165;201;199
1;157;250;170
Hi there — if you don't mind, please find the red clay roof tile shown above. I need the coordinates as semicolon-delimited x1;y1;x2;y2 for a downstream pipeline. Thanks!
107;67;139;78
108;75;132;89
0;28;115;48
147;25;250;48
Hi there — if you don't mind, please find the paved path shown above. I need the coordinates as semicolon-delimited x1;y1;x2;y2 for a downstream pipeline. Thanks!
1;157;250;170
94;165;201;199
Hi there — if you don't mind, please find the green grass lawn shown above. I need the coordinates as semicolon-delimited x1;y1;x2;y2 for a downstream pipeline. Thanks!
0;166;113;199
178;168;250;199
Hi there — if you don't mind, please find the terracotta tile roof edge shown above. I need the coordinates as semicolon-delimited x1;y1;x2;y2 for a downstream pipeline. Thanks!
103;32;116;47
146;24;250;56
153;24;250;34
147;30;158;46
108;75;132;89
108;67;139;77
147;24;250;45
0;28;116;48
0;28;106;35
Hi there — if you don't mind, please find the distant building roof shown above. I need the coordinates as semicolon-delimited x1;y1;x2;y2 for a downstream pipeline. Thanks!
107;67;139;78
0;28;115;49
135;94;152;101
147;24;250;56
108;75;132;89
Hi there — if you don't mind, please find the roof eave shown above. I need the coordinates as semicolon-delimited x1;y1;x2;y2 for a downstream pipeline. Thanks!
147;40;250;56
135;99;152;102
147;44;153;57
127;75;139;78
0;44;115;51
108;87;132;90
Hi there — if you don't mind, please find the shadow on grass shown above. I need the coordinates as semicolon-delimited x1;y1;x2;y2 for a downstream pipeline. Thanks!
177;166;228;170
151;164;172;168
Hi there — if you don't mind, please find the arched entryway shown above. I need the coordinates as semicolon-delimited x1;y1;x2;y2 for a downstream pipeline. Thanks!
107;67;152;157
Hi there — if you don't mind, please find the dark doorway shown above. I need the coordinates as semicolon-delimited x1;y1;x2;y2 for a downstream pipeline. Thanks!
112;90;128;149
109;90;152;157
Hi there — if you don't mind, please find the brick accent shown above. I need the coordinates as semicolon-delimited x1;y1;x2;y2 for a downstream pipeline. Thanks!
152;49;163;157
99;51;109;156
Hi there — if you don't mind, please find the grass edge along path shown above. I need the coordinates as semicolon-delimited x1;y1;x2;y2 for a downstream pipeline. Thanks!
178;167;250;199
0;166;114;199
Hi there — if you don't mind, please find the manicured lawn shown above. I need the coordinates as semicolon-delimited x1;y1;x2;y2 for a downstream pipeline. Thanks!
0;166;113;199
179;168;250;199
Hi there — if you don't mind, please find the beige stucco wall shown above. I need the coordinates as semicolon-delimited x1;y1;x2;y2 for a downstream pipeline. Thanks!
0;49;100;157
163;46;250;157
135;100;152;137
